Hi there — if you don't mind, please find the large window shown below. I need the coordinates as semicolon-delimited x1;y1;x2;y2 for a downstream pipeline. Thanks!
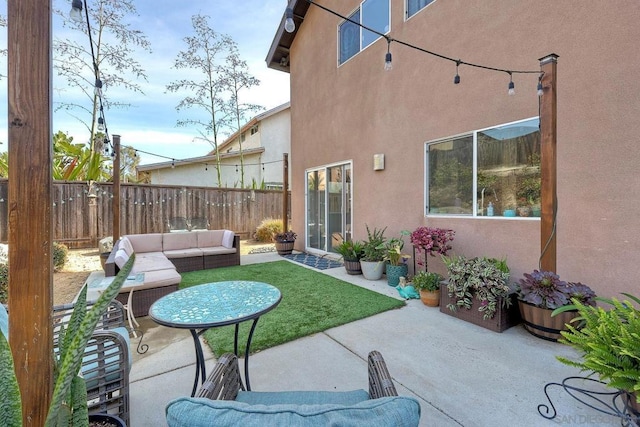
427;118;540;218
339;0;390;65
406;0;435;19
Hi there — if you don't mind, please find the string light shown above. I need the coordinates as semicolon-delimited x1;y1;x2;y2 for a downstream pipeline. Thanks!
171;159;175;169
284;7;296;33
384;38;392;71
69;0;83;22
537;73;544;96
97;117;105;131
508;72;515;95
294;0;540;94
454;60;461;84
94;78;103;97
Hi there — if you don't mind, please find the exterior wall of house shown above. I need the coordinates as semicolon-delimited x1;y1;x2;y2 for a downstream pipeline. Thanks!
287;0;640;298
259;108;291;185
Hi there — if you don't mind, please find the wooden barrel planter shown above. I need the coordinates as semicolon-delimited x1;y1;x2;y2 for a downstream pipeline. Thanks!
518;300;578;342
343;259;362;275
275;241;295;255
624;391;640;418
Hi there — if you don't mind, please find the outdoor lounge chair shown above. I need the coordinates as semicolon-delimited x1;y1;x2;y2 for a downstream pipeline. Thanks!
53;300;131;425
165;351;421;426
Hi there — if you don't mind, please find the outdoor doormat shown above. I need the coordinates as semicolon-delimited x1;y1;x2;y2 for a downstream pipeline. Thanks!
283;253;343;270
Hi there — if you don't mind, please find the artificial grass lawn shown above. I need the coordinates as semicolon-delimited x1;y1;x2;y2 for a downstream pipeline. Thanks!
180;260;405;357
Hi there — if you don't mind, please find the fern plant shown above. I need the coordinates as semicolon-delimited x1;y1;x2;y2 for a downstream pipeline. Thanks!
0;254;135;426
554;293;640;402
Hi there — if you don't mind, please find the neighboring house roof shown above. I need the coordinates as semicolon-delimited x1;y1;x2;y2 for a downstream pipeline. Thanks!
266;1;310;72
137;147;266;172
212;102;290;155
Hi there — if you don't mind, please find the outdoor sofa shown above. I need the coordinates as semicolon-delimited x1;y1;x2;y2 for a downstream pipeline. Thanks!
105;230;240;317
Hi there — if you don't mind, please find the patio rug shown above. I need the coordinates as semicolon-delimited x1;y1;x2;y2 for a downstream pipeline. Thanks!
283;253;343;270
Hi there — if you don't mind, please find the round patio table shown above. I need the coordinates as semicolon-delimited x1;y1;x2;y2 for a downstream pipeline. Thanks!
149;281;281;396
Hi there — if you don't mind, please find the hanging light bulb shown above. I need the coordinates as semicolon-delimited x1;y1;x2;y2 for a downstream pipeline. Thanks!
508;73;515;96
70;0;83;23
537;74;544;96
284;7;296;33
454;60;461;84
171;160;175;169
97;117;105;132
94;78;103;97
384;39;393;71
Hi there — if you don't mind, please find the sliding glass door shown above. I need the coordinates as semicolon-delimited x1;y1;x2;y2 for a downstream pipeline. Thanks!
306;163;352;253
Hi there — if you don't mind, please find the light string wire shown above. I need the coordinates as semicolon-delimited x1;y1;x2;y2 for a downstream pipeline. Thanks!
126;145;283;169
81;0;112;155
305;0;541;77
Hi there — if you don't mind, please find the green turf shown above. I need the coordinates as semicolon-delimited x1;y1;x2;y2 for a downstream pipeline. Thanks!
180;260;405;357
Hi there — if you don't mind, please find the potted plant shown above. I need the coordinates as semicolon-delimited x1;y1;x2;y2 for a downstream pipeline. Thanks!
273;230;297;256
409;226;455;272
360;225;387;280
553;293;639;418
334;240;364;275
517;270;596;341
0;255;134;427
412;271;443;307
441;255;519;332
378;230;410;287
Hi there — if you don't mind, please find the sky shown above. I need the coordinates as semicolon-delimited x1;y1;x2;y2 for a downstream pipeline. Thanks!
0;0;291;165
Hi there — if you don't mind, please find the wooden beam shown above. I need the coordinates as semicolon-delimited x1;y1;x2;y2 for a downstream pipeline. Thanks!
282;153;289;232
539;54;559;272
113;135;121;242
7;0;54;425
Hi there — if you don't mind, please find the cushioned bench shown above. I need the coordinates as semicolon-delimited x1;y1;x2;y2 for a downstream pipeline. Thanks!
104;230;241;317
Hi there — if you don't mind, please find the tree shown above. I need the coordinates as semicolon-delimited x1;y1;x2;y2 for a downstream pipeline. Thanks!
52;131;111;181
166;14;232;187
222;42;262;188
53;0;151;153
119;145;140;183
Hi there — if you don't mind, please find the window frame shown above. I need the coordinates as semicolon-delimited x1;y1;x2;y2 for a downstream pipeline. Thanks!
424;117;540;219
338;0;391;66
405;0;436;20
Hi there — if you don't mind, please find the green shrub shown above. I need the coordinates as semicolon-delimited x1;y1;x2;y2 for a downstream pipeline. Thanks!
53;242;69;272
0;263;7;304
254;218;284;243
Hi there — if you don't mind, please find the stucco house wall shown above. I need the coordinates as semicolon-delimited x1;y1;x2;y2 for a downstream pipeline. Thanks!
272;0;640;298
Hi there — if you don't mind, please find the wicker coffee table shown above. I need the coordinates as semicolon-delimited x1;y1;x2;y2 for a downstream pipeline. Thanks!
148;281;281;396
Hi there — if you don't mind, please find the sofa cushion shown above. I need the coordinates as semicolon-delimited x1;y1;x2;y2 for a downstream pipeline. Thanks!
235;390;370;406
199;247;236;256
165;396;421;427
222;230;235;249
126;233;164;253
119;237;135;256
163;232;198;251
131;253;176;274
164;248;204;259
114;249;130;269
196;230;224;248
117;268;181;293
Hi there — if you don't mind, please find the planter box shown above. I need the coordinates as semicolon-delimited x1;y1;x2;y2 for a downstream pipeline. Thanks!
440;291;521;332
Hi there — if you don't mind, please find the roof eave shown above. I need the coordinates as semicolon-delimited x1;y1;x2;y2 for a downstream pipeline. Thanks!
266;0;310;72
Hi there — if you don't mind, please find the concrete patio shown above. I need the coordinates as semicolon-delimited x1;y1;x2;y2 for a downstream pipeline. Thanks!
125;252;623;426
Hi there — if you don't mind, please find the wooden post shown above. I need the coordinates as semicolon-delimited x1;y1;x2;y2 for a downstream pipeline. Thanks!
282;153;289;232
7;0;54;424
539;54;559;272
113;135;121;242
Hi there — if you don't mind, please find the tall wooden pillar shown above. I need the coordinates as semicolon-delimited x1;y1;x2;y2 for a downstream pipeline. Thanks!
7;0;54;424
539;54;559;272
113;135;121;242
282;153;289;231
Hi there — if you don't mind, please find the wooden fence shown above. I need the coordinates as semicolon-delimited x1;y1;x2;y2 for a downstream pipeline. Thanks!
0;179;286;249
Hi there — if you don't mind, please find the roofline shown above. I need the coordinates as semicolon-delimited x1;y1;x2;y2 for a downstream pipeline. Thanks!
266;0;310;73
137;147;266;172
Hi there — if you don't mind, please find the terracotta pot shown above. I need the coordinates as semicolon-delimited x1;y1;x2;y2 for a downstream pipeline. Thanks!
419;289;440;307
343;259;362;275
275;241;294;255
518;300;578;342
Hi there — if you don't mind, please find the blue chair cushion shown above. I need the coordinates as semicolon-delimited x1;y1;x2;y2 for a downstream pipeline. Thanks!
166;395;421;427
235;389;370;405
0;304;8;338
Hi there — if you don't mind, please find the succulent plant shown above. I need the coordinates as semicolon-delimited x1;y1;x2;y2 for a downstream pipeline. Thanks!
518;270;596;309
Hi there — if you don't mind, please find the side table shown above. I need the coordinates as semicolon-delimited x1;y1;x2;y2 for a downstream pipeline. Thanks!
88;273;145;336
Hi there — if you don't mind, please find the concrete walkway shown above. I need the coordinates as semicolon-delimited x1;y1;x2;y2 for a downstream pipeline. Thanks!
127;252;620;426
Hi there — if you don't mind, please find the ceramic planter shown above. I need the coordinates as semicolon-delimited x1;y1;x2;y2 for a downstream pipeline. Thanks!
89;413;126;427
518;300;578;342
360;260;384;280
386;263;408;287
419;289;440;307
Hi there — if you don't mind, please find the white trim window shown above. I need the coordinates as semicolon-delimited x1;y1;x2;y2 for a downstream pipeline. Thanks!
406;0;435;19
339;0;390;65
425;117;541;218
